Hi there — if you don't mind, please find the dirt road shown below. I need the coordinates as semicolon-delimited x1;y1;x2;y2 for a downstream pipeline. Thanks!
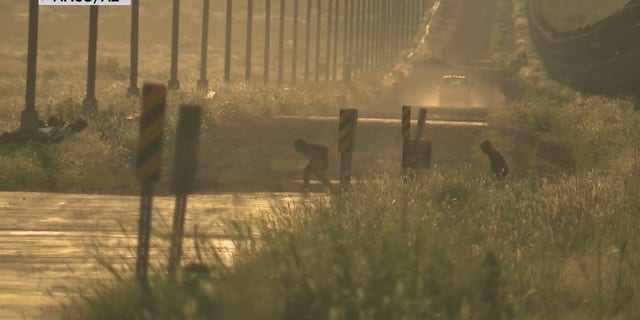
369;0;501;116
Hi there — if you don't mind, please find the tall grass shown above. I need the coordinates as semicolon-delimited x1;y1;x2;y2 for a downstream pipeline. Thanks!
19;1;640;318
49;166;640;319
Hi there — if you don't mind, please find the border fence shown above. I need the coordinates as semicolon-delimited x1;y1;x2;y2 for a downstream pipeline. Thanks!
19;0;433;130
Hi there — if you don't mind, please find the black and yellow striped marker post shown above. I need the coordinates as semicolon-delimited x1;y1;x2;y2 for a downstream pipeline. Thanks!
136;83;166;291
339;108;358;190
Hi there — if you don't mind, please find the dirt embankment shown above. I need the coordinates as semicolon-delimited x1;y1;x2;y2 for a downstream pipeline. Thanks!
527;0;640;94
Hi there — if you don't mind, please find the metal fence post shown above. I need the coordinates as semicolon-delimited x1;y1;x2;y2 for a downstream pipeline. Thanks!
198;0;210;90
354;0;361;75
264;0;272;83
246;0;254;81
128;0;140;97
82;6;99;113
292;0;299;85
224;0;233;82
21;0;40;131
168;0;180;90
278;0;286;84
332;0;340;80
304;0;312;82
325;0;333;80
342;0;349;80
314;0;322;82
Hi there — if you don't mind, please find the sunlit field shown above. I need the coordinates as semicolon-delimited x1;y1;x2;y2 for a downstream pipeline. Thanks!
2;0;640;319
0;1;403;193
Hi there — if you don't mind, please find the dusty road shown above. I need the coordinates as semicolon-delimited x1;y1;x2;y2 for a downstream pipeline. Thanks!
0;191;299;320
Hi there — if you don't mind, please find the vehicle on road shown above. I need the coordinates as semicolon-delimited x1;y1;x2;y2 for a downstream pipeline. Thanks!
437;75;472;107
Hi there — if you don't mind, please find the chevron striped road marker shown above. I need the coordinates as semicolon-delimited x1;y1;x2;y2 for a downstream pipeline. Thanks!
135;83;166;291
339;108;358;190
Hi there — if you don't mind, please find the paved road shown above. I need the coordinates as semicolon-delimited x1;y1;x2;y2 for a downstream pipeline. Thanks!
0;191;299;320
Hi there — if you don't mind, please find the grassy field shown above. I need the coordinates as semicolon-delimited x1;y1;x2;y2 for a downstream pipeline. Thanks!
0;1;408;193
7;1;640;318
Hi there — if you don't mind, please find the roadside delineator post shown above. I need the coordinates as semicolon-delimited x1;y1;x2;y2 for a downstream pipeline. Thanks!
415;107;427;141
339;108;358;190
401;105;411;176
168;105;203;280
401;105;411;141
401;106;431;176
136;83;166;291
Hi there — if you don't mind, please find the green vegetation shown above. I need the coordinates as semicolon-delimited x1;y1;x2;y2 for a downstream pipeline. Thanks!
0;1;392;193
5;0;640;319
49;166;640;319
